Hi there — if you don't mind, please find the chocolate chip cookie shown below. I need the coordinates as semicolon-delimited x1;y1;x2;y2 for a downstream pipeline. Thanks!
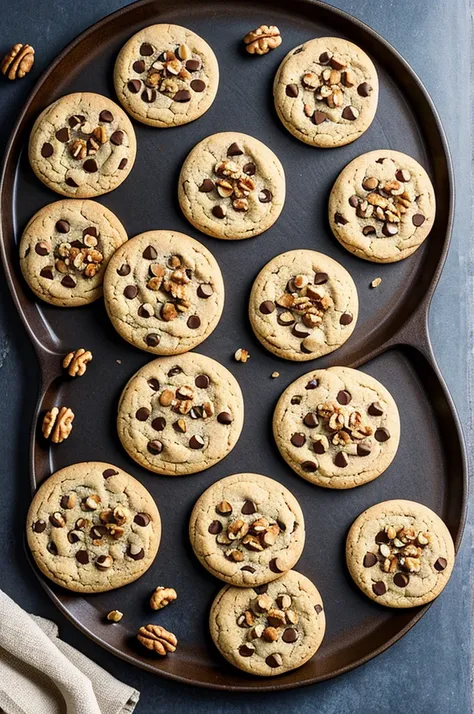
19;199;128;307
26;462;161;593
114;24;219;127
103;230;224;355
28;92;136;197
273;367;400;489
274;37;378;148
346;500;455;607
249;249;358;361
189;473;305;586
329;150;436;262
178;132;285;240
209;570;325;676
117;353;244;476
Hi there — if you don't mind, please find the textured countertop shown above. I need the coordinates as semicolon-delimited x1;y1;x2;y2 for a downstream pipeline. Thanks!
0;1;471;712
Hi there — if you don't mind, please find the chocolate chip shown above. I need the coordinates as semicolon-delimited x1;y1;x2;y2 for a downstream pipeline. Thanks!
382;222;398;237
305;379;319;390
239;644;255;657
363;225;376;235
103;468;118;479
147;440;163;455
337;390;351;405
254;584;268;595
372;581;386;596
266;654;283;668
151;417;166;432
76;550;89;564
190;79;206;92
40;267;54;280
128;79;142;93
269;558;284;573
99;109;114;123
190;407;203;419
291;396;302;404
174;89;191;102
368;401;384;417
195;374;210;389
434;557;447;571
208;520;222;534
277;312;294;326
241;566;256;573
123;286;138;301
258;189;272;203
61;276;76;288
363;552;377;567
292;324;310;338
241;500;256;515
142;88;156;103
127;545;145;560
314;272;328;285
138;304;153;318
412;213;425;227
375;428;390;442
186;58;201;71
67;531;80;544
342;106;358;121
187;315;201;329
189;435;204;449
319;51;331;64
291;433;306;447
168;366;182;377
65;177;79;187
70;240;84;248
282;628;298;643
357;442;371;456
55;127;70;142
334;451;348;467
90;525;108;539
134;513;151;527
143;245;157;260
357;82;372;97
146;333;160;347
133;60;146;73
35;242;50;256
243;162;256;175
375;530;389;544
286;83;299;97
227;142;243;156
83;159;98;173
148;378;160;391
303;412;318;428
313;111;328;125
348;195;359;208
340;313;353;325
334;212;348;225
136;407;150;421
259;300;275;314
217;412;232;425
68;115;85;128
110;130;124;146
314;603;323;615
33;519;46;533
212;205;226;219
313;440;326;455
47;541;58;555
140;42;154;56
199;178;214;192
41;143;53;158
394;572;409;587
301;460;318;473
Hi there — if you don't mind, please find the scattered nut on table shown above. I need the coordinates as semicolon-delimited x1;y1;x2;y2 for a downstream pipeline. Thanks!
1;44;35;79
244;25;282;55
107;610;123;622
42;407;74;443
370;277;382;289
234;348;250;363
62;348;93;377
271;371;280;379
137;624;178;655
150;586;178;611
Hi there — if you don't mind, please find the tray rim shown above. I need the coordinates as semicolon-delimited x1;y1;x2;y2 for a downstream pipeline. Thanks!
0;0;467;692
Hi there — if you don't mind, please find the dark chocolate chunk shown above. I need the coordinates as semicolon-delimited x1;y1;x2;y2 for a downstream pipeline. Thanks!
282;628;298;643
189;435;205;449
292;324;310;338
394;572;409;587
47;541;58;555
241;500;256;515
35;242;50;256
127;545;145;560
143;245;157;260
357;442;372;457
148;378;160;391
337;390;351;405
313;111;328;125
269;558;284;573
375;530;389;544
83;159;98;173
259;300;275;314
305;379;319;390
151;417;166;431
61;275;76;288
110;130;124;145
227;142;243;156
190;79;206;92
40;267;54;280
291;433;306;447
243;162;256;175
41;143;53;158
340;312;353;325
197;283;214;299
168;366;182;376
302;460;318;473
334;212;348;225
195;374;210;389
368;401;384;416
76;550;89;564
140;42;154;56
174;89;191;102
124;285;138;299
258;189;272;203
434;557;447;571
286;83;299;97
187;315;201;329
357;82;372;97
133;60;146;73
375;427;390;442
239;645;255;657
134;513;151;527
141;88;156;103
119;159;128;170
199;178;214;192
342;106;358;121
334;451;349;467
55;127;70;142
128;79;142;93
103;468;118;479
208;520;223;534
314;272;328;285
33;519;46;533
412;213;425;227
147;440;163;455
349;195;359;207
212;205;226;219
136;407;150;421
146;333;160;347
217;412;232;425
363;552;377;567
363;225;376;235
372;581;387;596
99;110;114;123
303;412;318;428
382;222;398;237
186;58;201;71
65;177;79;187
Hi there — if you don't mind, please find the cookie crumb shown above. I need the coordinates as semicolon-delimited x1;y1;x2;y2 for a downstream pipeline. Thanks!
271;371;280;379
116;359;122;364
370;277;382;289
106;610;123;622
234;348;250;363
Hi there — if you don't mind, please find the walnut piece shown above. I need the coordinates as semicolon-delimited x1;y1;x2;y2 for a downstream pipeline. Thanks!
1;43;35;80
62;348;93;377
107;610;123;622
244;25;282;55
234;348;250;363
42;407;74;443
150;586;178;611
137;624;178;655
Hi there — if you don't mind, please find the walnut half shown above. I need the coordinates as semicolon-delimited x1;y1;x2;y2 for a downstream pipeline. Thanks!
137;624;178;655
62;348;93;377
150;586;178;611
42;407;74;443
244;25;282;55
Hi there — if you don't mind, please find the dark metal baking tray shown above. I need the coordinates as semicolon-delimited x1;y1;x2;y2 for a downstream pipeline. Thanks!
0;0;466;692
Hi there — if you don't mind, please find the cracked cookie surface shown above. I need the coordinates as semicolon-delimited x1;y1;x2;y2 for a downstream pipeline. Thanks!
178;132;285;240
28;92;136;197
19;199;128;307
346;499;455;607
26;461;161;593
117;353;244;476
189;473;305;586
274;37;378;148
329;149;436;263
103;230;224;355
249;249;358;361
273;366;400;489
209;570;325;676
114;24;219;127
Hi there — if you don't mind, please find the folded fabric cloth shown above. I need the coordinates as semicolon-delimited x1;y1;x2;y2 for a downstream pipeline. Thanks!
0;590;140;714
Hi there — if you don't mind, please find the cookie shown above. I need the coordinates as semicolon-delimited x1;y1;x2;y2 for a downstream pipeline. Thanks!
178;132;285;240
28;92;136;198
19;200;128;307
274;37;378;148
329;150;436;263
189;473;305;586
209;570;325;676
273;366;400;489
26;462;161;593
103;230;224;355
346;500;455;607
117;353;244;476
249;250;358;361
114;24;219;128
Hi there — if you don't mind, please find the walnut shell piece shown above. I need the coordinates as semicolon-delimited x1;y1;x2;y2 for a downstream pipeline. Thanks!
137;624;178;655
1;43;35;80
150;586;178;611
41;406;75;443
244;25;282;56
62;348;93;377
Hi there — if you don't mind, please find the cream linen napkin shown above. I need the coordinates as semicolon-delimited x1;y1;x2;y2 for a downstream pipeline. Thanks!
0;590;140;714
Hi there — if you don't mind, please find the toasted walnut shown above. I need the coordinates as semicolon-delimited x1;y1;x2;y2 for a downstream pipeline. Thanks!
112;505;129;525
254;593;272;612
234;348;250;363
42;406;75;443
215;160;241;179
137;624;178;655
232;198;249;212
150;586;178;611
83;494;101;511
242;534;264;551
69;139;87;160
159;389;174;407
227;549;244;562
1;43;35;80
106;610;123;622
62;348;93;377
370;277;382;289
161;302;178;321
227;519;249;540
244;25;282;55
267;608;286;627
263;626;280;642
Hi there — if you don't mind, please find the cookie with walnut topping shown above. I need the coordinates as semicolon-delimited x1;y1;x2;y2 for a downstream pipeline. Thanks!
210;570;325;676
346;500;455;607
329;149;436;263
26;462;161;593
28;92;136;197
249;249;358;361
117;353;244;476
19;199;128;307
273;366;400;489
114;24;219;127
178;132;286;240
189;473;305;586
103;230;224;355
274;37;378;148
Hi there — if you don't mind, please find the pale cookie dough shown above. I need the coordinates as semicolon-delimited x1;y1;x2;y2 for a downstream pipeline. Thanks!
28;92;136;198
19;199;128;307
189;473;305;586
114;24;219;127
329;150;436;263
274;37;378;148
178;132;285;240
103;230;224;355
210;570;325;676
273;366;400;489
117;353;244;476
346;500;455;607
26;462;161;593
249;250;358;361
